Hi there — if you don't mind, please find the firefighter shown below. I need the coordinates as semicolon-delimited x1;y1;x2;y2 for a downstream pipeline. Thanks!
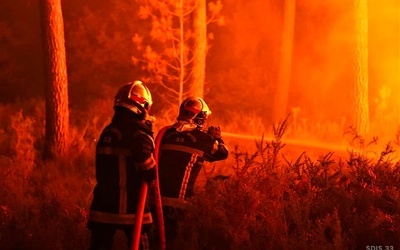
155;96;229;246
87;81;156;250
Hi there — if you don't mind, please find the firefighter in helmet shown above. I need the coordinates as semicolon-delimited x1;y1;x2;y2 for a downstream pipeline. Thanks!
87;81;156;250
155;96;229;246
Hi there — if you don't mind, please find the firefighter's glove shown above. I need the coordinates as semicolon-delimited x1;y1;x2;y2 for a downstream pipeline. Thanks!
207;126;222;139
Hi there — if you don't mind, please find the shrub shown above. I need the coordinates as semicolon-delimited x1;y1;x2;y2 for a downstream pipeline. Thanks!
1;101;400;249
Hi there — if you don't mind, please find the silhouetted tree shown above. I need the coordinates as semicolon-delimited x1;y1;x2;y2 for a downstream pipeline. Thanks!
352;0;369;135
133;0;192;107
273;0;295;122
133;0;223;107
41;0;69;159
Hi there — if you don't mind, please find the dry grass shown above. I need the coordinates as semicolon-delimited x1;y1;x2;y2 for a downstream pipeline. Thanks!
1;100;400;249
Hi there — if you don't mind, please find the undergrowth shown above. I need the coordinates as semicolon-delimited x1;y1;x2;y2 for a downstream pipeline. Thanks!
173;118;400;250
0;100;400;249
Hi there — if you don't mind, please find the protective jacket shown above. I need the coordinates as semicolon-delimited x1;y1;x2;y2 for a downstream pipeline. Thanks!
88;108;156;227
157;123;228;208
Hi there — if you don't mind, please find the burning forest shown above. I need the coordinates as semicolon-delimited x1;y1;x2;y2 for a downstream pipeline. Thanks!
0;0;399;249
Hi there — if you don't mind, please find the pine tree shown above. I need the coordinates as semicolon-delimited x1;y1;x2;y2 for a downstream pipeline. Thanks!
191;0;207;98
352;0;369;135
133;0;223;107
273;0;296;122
41;0;69;159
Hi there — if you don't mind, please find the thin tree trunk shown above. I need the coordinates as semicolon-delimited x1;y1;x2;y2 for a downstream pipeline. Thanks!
179;0;185;106
42;0;69;159
191;0;206;98
353;0;369;135
273;0;295;122
395;2;400;126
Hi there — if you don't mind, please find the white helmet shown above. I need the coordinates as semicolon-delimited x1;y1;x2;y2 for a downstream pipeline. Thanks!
114;81;153;116
177;97;211;127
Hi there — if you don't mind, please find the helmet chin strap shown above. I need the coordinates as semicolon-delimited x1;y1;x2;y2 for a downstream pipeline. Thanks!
130;101;147;117
130;101;156;124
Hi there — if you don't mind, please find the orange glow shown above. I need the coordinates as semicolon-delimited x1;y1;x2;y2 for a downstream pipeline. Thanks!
282;0;400;145
203;0;400;156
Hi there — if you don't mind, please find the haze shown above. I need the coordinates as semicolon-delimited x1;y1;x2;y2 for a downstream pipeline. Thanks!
0;0;399;144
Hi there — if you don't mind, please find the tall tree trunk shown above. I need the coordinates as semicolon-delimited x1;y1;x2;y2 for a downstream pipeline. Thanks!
178;0;185;105
396;2;400;127
273;0;295;122
191;0;207;98
352;0;369;135
41;0;69;159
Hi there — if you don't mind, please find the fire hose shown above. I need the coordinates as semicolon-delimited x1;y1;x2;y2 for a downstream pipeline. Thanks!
132;126;170;250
